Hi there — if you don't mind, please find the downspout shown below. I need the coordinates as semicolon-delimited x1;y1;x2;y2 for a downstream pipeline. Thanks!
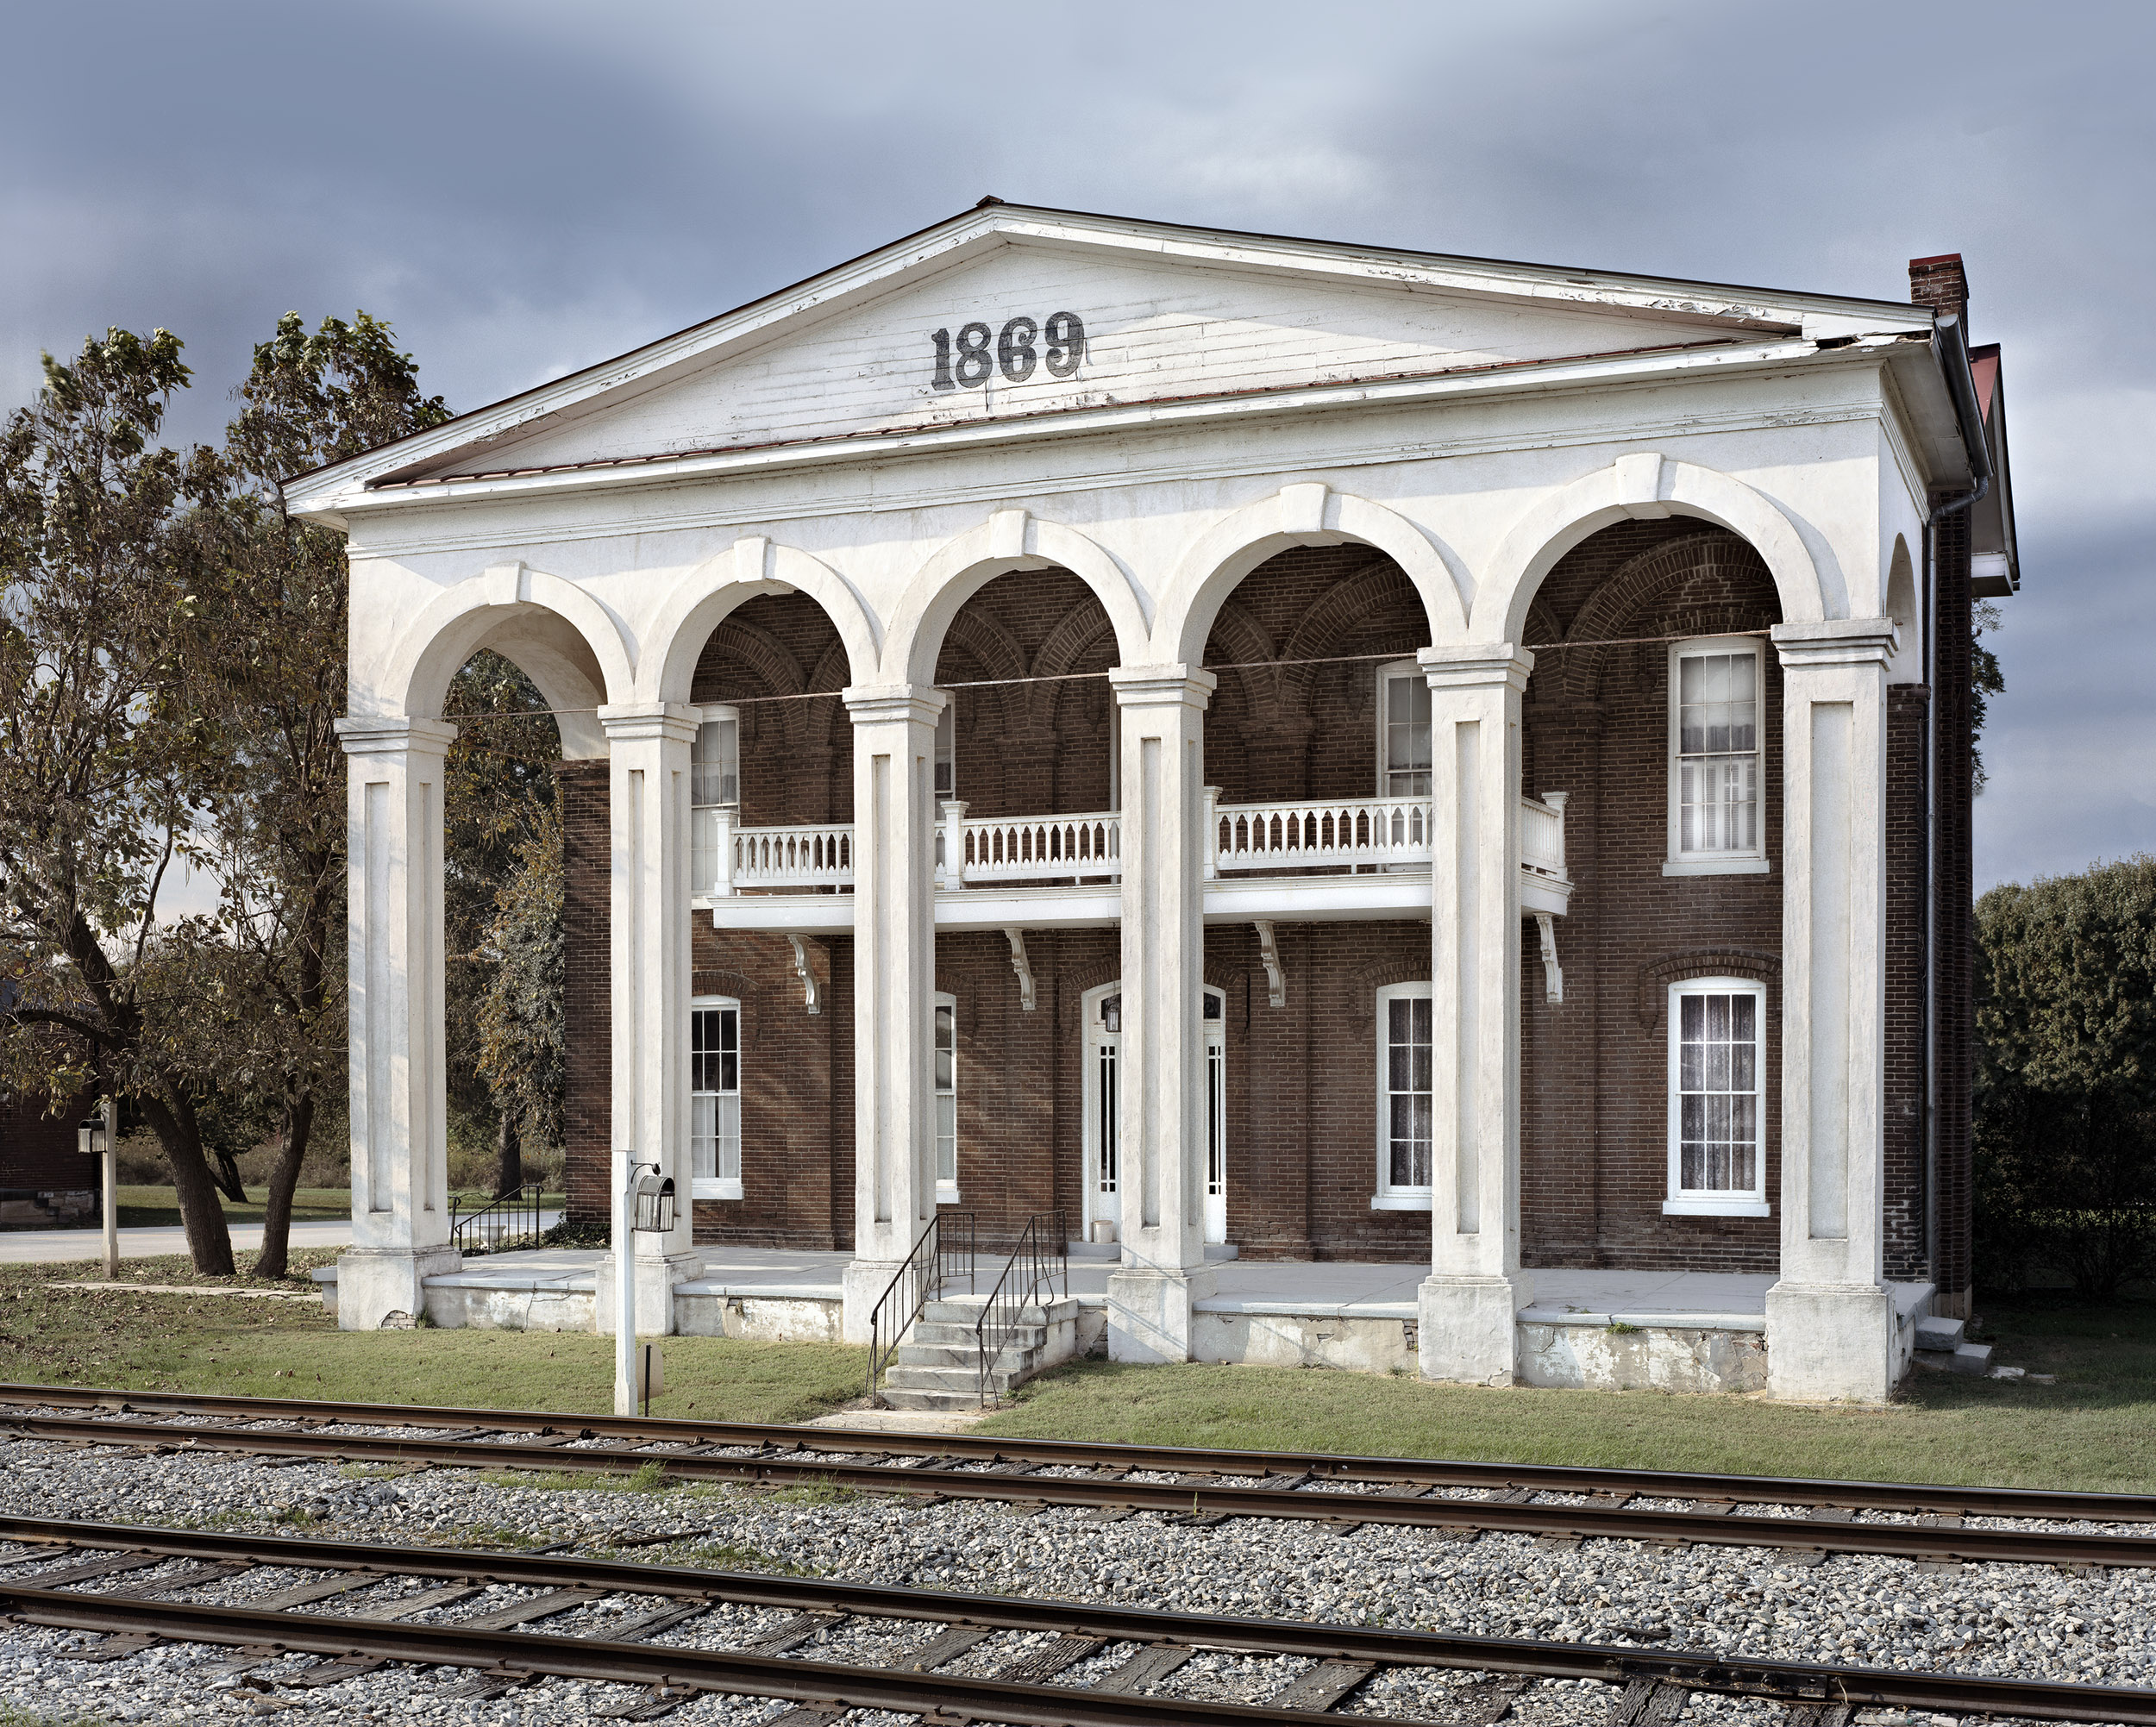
1922;307;1991;1296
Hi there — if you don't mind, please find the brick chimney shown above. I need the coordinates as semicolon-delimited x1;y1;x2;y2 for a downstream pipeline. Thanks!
1909;252;1969;332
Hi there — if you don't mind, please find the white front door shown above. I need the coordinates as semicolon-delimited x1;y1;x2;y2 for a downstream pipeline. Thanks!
1083;983;1227;1245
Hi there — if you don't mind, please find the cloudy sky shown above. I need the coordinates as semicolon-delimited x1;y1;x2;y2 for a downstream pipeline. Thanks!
5;0;2149;891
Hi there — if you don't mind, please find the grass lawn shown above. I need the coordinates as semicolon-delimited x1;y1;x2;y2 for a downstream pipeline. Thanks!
0;1254;864;1424
976;1292;2156;1494
8;1246;2149;1494
110;1186;565;1228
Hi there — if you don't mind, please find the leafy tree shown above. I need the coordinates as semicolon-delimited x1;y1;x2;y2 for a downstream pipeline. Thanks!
1971;599;2006;794
1975;854;2156;1297
177;311;448;1277
0;329;241;1268
473;796;566;1193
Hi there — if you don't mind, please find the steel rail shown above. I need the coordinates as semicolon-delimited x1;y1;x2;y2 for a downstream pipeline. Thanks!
3;1380;2146;1526
5;1406;2152;1569
0;1519;2152;1724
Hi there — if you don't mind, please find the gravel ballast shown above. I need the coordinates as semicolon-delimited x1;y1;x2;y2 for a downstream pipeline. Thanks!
0;1423;2147;1726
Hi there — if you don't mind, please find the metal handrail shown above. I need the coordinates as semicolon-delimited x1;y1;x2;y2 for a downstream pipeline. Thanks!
448;1183;543;1255
973;1211;1069;1406
867;1211;975;1397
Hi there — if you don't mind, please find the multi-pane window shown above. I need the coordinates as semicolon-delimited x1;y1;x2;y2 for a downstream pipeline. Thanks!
1668;640;1764;868
1092;992;1120;1210
1664;978;1768;1216
1203;990;1225;1242
934;697;956;798
934;992;958;1197
1377;664;1432;798
690;998;741;1200
1374;982;1434;1205
691;709;740;894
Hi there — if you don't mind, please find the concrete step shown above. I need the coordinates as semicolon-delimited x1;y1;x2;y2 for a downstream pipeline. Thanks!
1914;1315;1966;1352
884;1362;1027;1395
893;1342;1036;1371
910;1321;1046;1348
881;1386;993;1411
1947;1341;1994;1375
921;1301;1052;1326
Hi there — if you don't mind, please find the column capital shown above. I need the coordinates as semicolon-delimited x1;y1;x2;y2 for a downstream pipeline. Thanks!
1418;643;1534;693
335;715;458;759
1108;664;1217;710
1771;617;1899;669
842;682;947;726
597;701;700;745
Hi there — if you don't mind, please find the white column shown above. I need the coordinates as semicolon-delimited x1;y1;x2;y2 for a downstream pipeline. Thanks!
1106;666;1218;1361
333;716;461;1330
839;684;946;1342
1416;647;1535;1384
594;703;700;1337
1765;619;1900;1400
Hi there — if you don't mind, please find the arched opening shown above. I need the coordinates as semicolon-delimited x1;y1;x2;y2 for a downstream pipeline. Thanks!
1512;519;1787;1282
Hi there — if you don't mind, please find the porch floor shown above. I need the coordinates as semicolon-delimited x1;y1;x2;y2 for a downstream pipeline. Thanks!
421;1246;1774;1330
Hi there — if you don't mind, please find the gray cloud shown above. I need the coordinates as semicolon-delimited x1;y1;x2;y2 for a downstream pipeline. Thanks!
4;0;2147;888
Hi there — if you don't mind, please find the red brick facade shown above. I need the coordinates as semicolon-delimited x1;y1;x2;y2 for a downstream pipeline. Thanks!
558;532;1959;1283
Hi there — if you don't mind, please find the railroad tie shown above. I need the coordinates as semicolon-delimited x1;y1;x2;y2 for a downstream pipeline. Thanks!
1779;1705;1852;1727
605;1600;711;1643
352;1582;488;1621
898;1623;995;1670
436;1665;538;1702
1608;1679;1692;1726
1331;1480;1435;1536
1453;1673;1532;1723
454;1586;607;1631
101;1559;255;1599
19;1551;165;1587
1267;1658;1379;1709
246;1573;383;1610
740;1609;846;1655
1094;1641;1195;1693
993;1631;1107;1682
595;1680;706;1721
1917;1513;1969;1573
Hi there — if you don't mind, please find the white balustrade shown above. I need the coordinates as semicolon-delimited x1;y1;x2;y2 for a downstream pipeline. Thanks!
697;792;1565;898
1212;795;1434;873
1519;791;1568;884
951;810;1121;884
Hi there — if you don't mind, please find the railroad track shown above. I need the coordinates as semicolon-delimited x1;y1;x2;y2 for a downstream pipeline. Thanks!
2;1383;2151;1574
0;1513;2151;1725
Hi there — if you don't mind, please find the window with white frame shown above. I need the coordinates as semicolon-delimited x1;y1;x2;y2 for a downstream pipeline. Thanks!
934;992;959;1200
1373;981;1434;1209
690;996;742;1201
1376;662;1432;798
1665;637;1766;874
690;707;740;895
933;696;956;798
1664;977;1769;1217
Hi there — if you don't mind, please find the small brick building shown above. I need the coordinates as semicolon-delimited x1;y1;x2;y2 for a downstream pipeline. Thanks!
0;1093;98;1228
294;210;2015;1400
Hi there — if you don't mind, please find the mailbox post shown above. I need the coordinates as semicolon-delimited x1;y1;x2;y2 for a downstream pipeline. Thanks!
78;1098;116;1280
611;1151;676;1417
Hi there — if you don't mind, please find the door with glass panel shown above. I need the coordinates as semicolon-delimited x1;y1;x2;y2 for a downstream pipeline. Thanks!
1376;663;1432;865
1081;984;1227;1244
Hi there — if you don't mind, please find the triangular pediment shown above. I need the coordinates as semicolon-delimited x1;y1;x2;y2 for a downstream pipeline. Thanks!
287;205;1927;506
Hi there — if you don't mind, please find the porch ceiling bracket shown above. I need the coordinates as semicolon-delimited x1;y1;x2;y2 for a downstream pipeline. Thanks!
1534;911;1564;1004
784;934;822;1016
1254;919;1287;1008
1002;927;1037;1011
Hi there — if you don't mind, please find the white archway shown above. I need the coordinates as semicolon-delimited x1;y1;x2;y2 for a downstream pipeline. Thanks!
373;561;635;758
881;509;1150;685
1473;454;1835;643
637;536;881;705
1153;483;1471;665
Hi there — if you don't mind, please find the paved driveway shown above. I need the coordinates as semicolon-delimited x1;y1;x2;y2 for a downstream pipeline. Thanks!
0;1218;356;1264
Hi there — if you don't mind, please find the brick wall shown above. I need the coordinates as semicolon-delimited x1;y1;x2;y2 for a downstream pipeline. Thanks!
1884;684;1932;1280
559;535;1942;1280
1933;506;1975;1306
0;1092;100;1225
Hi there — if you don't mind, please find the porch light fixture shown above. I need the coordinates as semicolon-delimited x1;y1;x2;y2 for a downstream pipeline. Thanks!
77;1118;109;1158
631;1168;677;1235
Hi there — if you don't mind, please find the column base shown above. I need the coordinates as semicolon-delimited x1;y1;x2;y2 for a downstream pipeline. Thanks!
594;1251;702;1337
1417;1272;1533;1386
1764;1280;1895;1402
335;1244;462;1332
1106;1265;1218;1363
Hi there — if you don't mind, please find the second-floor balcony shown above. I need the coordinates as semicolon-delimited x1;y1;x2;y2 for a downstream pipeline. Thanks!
694;792;1570;931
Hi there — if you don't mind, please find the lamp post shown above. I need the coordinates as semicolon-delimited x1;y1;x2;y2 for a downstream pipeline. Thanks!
612;1152;676;1417
78;1098;116;1280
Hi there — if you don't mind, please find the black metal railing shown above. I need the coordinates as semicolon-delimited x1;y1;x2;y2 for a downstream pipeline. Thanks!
867;1211;976;1397
974;1210;1069;1406
449;1184;544;1255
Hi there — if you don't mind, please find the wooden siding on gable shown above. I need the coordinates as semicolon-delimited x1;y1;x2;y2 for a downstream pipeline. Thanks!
432;242;1745;478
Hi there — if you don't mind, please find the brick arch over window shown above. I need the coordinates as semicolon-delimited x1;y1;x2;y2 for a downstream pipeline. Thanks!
1555;531;1780;704
1202;597;1279;726
692;967;755;999
1054;960;1243;1026
1341;954;1434;1030
1037;609;1117;735
1635;950;1781;1032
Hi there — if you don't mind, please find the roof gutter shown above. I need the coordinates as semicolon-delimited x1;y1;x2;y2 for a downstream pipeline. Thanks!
1929;310;1992;521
